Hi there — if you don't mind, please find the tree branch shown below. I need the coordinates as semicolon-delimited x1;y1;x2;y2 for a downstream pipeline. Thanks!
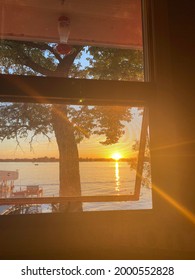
22;41;62;62
55;46;83;77
20;53;55;76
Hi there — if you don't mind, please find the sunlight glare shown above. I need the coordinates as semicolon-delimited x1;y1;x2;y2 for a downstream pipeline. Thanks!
111;152;122;161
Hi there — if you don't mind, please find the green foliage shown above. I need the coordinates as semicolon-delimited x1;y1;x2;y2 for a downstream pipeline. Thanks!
0;40;144;147
92;106;131;145
129;137;152;188
0;103;53;148
0;40;83;76
86;47;144;81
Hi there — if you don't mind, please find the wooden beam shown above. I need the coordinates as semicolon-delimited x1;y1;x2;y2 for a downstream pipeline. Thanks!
0;75;154;105
0;0;142;49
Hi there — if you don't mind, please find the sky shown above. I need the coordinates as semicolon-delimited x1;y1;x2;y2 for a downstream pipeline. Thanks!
0;107;142;160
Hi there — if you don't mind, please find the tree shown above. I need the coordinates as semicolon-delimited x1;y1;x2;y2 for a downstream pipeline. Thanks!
129;135;151;189
0;40;144;211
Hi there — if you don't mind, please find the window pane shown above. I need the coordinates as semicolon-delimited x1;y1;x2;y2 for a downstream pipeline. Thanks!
0;42;144;81
0;0;144;81
0;102;152;214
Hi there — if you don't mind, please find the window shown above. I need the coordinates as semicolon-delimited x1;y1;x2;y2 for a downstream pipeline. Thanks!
0;0;153;214
0;102;151;214
0;0;144;81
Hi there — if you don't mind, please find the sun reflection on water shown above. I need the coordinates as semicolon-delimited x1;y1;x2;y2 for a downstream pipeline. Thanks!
115;162;120;192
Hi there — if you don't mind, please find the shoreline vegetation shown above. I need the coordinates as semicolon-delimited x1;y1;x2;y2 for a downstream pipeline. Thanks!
0;157;134;163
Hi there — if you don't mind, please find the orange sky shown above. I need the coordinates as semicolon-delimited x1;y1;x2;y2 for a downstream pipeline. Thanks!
0;108;142;159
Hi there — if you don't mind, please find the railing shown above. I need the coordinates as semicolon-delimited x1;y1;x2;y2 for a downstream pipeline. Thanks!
0;194;139;206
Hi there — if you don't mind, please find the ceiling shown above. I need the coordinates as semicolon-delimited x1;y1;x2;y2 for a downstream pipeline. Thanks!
0;0;143;49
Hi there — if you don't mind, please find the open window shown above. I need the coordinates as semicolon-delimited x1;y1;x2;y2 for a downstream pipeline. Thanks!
0;0;153;214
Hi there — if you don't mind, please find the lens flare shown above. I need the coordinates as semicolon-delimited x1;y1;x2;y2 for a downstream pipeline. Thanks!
111;152;122;161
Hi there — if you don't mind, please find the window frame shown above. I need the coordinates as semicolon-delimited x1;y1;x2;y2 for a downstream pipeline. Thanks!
0;0;155;211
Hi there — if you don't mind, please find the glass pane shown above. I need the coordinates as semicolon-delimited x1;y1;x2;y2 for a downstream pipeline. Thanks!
0;0;144;81
0;42;144;81
0;102;152;214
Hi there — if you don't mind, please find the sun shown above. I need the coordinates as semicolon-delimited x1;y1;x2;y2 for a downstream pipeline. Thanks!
111;152;122;161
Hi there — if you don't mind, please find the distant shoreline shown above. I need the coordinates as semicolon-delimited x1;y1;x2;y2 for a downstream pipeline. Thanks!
0;158;131;163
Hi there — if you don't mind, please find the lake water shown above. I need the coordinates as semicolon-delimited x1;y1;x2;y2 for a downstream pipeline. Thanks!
0;162;152;212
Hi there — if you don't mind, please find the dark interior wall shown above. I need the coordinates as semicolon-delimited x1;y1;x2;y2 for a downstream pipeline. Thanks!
150;0;195;210
147;0;195;258
167;0;195;213
150;0;195;213
0;0;194;259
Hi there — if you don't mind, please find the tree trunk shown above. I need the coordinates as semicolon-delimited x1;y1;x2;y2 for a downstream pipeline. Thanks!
51;104;82;212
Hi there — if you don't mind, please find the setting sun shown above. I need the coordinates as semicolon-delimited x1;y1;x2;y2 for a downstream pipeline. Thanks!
111;152;122;161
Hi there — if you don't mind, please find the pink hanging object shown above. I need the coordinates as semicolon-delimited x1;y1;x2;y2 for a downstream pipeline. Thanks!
56;16;74;55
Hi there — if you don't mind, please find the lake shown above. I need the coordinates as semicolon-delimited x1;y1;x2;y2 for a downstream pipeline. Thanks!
0;162;152;212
